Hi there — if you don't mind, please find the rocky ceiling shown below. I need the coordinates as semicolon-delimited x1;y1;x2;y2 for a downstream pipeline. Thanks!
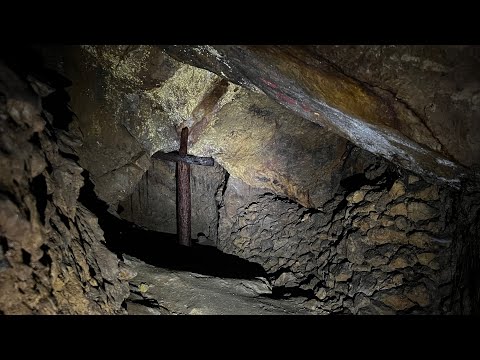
161;45;480;187
62;45;480;209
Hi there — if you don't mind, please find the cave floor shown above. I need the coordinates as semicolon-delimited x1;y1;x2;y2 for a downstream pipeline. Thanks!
123;255;318;315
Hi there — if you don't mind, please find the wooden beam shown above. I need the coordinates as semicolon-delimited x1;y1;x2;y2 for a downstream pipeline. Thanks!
176;127;191;247
152;151;214;166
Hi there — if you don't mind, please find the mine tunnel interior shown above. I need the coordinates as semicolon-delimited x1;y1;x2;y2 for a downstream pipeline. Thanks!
1;45;479;315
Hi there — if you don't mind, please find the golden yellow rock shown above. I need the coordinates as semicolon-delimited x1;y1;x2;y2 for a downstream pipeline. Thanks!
353;217;374;232
389;180;406;200
367;255;389;267
367;228;408;245
408;232;433;249
386;203;408;217
315;288;327;300
335;271;352;282
380;216;395;227
381;294;415;311
389;257;409;269
408;175;420;184
353;202;376;214
348;190;366;204
417;252;436;266
138;283;150;294
406;285;430;307
407;202;438;222
415;186;440;201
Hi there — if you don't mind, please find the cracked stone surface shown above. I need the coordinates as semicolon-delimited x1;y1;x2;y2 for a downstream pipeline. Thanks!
162;45;480;186
0;60;131;314
124;255;316;315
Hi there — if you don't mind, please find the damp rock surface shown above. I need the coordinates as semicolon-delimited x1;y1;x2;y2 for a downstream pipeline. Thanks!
0;60;130;314
124;255;316;315
217;168;456;314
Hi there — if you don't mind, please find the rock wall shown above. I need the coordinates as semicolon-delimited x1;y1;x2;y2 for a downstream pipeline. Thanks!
118;159;225;242
218;165;457;314
0;60;131;314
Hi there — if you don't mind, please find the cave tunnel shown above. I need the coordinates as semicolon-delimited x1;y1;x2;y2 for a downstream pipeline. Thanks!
0;45;479;315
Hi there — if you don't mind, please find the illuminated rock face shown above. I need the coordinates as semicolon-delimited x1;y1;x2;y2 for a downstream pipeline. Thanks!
162;45;480;186
217;175;456;314
0;61;130;314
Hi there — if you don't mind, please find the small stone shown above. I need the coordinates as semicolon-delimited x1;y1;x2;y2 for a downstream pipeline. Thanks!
389;180;406;200
350;272;378;296
367;255;389;267
274;272;298;287
353;217;374;232
346;236;366;265
408;175;420;184
379;216;395;227
364;191;383;203
386;203;408;217
335;270;353;282
380;293;415;311
315;288;327;300
407;202;438;222
366;228;407;245
378;273;404;290
118;262;137;281
408;232;433;248
348;190;366;204
395;216;409;231
388;256;409;269
303;299;319;311
406;284;430;307
415;186;440;201
417;252;436;266
353;293;371;314
352;202;376;215
352;264;372;272
138;283;150;294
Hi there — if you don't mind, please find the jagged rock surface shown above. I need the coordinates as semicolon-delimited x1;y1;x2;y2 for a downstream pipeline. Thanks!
0;61;131;314
218;168;457;314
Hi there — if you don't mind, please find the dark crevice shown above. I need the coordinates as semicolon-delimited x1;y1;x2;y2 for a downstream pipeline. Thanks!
0;236;8;254
56;209;70;230
0;189;22;210
30;174;47;225
39;244;52;267
58;149;79;162
129;297;162;309
340;165;399;193
0;236;9;269
266;286;316;300
29;132;42;149
21;249;31;266
221;171;230;198
78;167;265;280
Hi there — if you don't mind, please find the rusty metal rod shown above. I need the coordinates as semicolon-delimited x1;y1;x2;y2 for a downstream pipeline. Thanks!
176;127;191;247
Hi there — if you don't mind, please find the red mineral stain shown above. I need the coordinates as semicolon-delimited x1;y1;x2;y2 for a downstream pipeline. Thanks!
276;92;297;106
260;78;278;89
301;102;312;113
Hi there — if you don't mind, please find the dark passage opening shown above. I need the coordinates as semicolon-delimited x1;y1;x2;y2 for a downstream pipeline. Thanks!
78;169;267;280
